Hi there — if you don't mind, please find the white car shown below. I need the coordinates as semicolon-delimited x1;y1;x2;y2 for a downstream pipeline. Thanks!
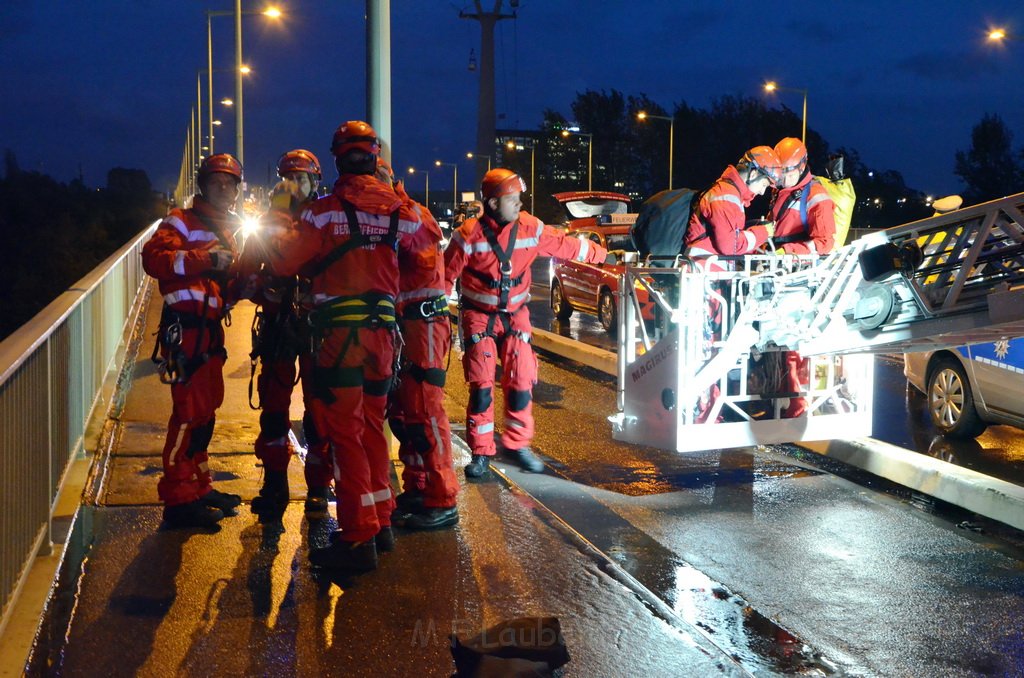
904;339;1024;438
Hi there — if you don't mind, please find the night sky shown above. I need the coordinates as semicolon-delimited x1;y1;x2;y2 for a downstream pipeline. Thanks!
2;1;1022;198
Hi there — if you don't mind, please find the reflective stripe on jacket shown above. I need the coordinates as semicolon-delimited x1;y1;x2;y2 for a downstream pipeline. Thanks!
141;196;239;319
443;211;608;314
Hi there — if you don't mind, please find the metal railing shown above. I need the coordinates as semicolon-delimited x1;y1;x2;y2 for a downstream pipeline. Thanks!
0;220;157;626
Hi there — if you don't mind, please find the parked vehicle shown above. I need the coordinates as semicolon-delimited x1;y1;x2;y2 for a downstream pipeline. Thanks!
904;339;1024;438
548;191;654;334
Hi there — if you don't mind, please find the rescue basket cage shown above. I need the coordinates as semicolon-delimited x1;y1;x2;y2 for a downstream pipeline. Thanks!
610;191;1024;453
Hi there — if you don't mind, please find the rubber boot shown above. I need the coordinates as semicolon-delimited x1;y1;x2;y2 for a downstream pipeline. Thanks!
251;470;289;523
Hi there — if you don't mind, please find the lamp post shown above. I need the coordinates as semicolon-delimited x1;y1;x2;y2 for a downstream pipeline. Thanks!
467;152;491;171
408;166;429;210
435;160;458;215
560;128;593;191
637;111;675;190
206;4;281;208
505;140;536;213
763;81;808;144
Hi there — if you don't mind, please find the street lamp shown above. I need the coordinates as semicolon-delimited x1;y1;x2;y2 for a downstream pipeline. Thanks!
764;80;808;144
467;152;491;171
408;166;429;210
637;111;675;190
435;160;458;215
206;4;282;208
505;140;536;214
560;128;593;191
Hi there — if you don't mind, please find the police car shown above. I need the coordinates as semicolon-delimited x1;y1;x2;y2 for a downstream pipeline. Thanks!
904;339;1024;438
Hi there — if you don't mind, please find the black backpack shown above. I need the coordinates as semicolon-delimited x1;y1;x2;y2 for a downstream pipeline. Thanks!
629;188;700;266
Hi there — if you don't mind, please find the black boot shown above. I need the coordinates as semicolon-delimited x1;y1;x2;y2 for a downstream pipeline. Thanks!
251;470;289;523
507;447;545;473
310;538;378;572
405;506;459;530
202;488;242;517
374;526;396;553
394;489;425;514
164;500;224;529
303;486;330;518
464;454;491;478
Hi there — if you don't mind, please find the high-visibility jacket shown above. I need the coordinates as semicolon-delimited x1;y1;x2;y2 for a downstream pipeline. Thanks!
686;165;771;257
444;211;607;314
393;182;446;316
270;174;428;302
141;195;239;319
769;173;836;255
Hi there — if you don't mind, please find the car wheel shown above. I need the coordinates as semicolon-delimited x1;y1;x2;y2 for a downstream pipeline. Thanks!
927;356;987;439
551;280;573;320
598;289;618;335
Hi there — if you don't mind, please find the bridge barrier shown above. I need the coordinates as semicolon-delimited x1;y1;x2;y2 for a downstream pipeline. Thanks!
0;221;157;633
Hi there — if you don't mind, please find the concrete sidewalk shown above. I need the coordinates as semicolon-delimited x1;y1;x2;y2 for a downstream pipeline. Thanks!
25;283;744;676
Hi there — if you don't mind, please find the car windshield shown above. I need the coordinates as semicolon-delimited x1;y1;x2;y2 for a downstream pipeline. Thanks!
606;234;635;251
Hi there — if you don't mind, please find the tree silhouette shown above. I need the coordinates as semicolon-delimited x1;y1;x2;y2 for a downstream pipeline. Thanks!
954;113;1023;205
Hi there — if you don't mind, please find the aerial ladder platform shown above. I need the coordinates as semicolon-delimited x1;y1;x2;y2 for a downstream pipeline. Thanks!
610;192;1024;452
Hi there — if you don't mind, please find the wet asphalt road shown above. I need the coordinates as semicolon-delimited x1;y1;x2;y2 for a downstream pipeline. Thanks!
497;257;1024;675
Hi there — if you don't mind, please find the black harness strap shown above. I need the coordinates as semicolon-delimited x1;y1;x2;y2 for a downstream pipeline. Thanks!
309;200;400;278
479;219;519;310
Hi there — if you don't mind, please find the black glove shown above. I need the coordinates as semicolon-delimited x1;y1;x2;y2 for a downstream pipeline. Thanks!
208;249;234;272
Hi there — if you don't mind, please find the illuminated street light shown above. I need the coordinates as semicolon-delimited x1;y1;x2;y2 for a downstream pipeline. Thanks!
764;80;808;143
467;152;491;171
505;140;536;213
221;98;234;106
408;166;429;209
207;4;283;209
435;160;458;215
637;111;675;190
560;128;593;191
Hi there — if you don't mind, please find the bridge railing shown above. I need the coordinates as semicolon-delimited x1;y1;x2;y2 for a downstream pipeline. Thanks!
0;221;157;626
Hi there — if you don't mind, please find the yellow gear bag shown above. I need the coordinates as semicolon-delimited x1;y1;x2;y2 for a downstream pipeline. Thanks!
816;176;856;247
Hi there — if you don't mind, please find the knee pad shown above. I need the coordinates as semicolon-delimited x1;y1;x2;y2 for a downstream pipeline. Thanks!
508;388;532;412
406;424;431;453
469;387;493;414
188;419;215;456
259;411;291;439
301;411;322;446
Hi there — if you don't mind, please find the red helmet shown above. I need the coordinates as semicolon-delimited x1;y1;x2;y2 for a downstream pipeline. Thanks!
277;149;322;179
198;153;243;182
774;137;808;175
739;146;782;187
481;168;527;200
330;120;380;157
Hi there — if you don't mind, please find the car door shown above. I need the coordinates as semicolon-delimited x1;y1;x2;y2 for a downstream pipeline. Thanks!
965;339;1024;419
574;232;606;310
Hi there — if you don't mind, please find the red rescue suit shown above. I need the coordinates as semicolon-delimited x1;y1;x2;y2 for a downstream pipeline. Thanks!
389;182;459;508
141;196;239;506
684;166;770;422
271;174;429;543
444;211;608;457
237;205;331;490
686;165;772;258
770;173;837;417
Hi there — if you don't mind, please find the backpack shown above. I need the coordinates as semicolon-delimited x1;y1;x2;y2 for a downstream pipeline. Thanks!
629;188;700;266
817;175;856;247
773;175;857;249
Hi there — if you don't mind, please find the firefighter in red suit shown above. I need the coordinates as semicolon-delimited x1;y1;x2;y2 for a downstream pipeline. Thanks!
270;121;431;572
374;159;460;530
769;137;837;418
238;149;333;523
444;168;611;478
141;154;245;529
683;146;783;422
